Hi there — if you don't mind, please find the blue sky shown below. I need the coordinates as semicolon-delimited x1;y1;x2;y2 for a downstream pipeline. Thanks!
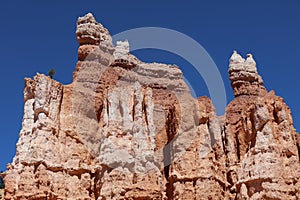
0;0;299;171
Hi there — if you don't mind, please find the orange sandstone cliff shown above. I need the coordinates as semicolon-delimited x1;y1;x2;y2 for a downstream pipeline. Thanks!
3;13;300;200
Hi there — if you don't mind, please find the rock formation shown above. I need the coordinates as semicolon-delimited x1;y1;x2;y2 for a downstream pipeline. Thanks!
226;51;300;199
228;51;267;97
0;174;4;200
0;189;3;200
3;13;300;200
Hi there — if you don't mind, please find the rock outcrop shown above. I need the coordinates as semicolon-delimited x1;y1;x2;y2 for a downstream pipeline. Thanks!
226;52;300;199
0;189;3;200
228;51;267;97
3;13;300;200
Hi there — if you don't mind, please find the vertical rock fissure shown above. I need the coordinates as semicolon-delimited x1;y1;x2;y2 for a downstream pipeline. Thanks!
106;97;110;118
57;86;64;136
119;99;124;118
296;137;300;161
165;178;174;200
163;105;178;200
249;109;257;149
222;124;234;194
235;132;241;161
132;97;137;122
272;104;280;125
91;168;105;200
142;96;149;127
163;148;170;180
221;125;228;158
96;102;103;123
207;120;216;148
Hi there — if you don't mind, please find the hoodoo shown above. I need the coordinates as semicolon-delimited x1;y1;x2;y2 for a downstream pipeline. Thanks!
3;13;300;200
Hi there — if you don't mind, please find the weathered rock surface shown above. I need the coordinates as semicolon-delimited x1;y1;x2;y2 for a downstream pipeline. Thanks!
3;13;300;200
229;51;267;97
0;189;3;200
76;13;112;45
226;52;300;199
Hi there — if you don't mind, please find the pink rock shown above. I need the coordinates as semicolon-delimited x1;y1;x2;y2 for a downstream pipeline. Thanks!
3;13;300;200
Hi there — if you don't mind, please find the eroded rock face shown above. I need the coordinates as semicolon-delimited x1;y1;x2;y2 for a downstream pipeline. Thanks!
225;52;300;199
229;51;267;97
3;13;300;200
76;13;112;45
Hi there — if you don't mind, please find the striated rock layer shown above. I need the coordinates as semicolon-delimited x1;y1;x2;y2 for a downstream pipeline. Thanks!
3;13;300;200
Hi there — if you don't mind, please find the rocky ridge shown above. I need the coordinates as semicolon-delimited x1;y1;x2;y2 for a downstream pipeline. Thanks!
3;13;300;199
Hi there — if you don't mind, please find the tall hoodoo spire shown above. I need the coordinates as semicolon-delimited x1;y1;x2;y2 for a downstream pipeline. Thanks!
76;13;112;45
229;51;267;97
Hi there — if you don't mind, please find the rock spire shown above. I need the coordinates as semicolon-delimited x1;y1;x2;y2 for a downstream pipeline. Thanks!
229;51;267;97
3;13;300;200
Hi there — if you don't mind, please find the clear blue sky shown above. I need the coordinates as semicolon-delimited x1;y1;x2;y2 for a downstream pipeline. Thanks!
1;0;300;172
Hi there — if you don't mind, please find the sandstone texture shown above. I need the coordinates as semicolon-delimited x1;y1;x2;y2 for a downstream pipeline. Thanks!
0;189;3;200
3;13;300;200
